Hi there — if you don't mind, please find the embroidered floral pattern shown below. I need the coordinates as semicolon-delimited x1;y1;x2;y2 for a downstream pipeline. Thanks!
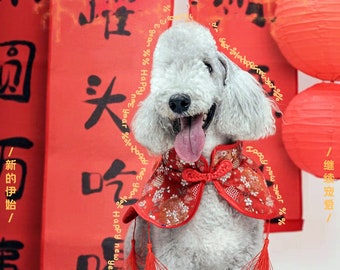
152;187;165;203
244;197;253;206
123;142;280;228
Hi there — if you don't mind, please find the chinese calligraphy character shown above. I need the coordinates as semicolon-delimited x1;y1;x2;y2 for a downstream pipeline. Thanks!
324;186;334;197
5;172;16;184
5;159;16;170
245;2;265;27
0;238;24;269
5;186;16;197
102;6;135;39
78;0;135;40
81;159;137;205
76;237;123;270
323;147;335;222
78;0;96;25
323;149;335;221
84;75;129;132
324;199;334;210
214;0;244;9
247;65;282;118
212;0;266;27
5;199;16;210
323;172;334;184
0;137;33;200
0;40;35;102
323;160;334;171
1;0;41;7
76;254;100;270
248;65;270;85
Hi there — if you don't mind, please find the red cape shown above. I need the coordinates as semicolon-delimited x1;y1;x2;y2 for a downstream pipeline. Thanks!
123;142;280;228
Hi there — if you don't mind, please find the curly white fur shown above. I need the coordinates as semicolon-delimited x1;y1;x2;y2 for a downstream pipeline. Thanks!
125;21;276;270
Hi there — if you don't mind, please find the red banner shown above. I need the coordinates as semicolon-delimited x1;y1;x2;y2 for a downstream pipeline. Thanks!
0;1;49;269
190;0;302;232
42;1;173;269
1;1;303;269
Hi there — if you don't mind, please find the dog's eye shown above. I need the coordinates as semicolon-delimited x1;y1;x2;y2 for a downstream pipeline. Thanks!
204;62;213;73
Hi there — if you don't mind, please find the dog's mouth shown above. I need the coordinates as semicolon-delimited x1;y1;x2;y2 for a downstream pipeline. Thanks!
172;103;216;163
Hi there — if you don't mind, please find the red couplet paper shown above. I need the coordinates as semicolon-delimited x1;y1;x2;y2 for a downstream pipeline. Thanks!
42;1;173;269
0;1;49;270
1;1;302;269
190;0;302;232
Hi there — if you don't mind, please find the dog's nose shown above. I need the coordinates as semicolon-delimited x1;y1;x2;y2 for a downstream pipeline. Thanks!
169;94;191;114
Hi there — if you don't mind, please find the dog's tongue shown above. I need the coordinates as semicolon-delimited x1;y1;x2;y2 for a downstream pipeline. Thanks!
174;114;205;163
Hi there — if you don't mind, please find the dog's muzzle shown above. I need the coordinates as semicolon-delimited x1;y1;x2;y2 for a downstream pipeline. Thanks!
171;101;216;135
168;93;216;162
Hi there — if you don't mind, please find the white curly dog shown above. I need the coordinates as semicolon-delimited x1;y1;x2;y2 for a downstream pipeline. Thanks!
123;21;278;270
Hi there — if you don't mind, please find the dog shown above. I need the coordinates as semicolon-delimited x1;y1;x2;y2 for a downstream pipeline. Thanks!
123;21;279;270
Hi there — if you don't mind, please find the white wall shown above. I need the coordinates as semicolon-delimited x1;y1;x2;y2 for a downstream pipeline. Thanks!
173;2;340;269
269;72;340;270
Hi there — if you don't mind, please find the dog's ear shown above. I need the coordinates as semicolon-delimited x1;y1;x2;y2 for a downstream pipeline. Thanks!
132;95;174;155
216;52;276;140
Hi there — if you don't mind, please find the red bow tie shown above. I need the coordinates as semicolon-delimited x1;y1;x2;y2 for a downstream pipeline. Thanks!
182;159;233;182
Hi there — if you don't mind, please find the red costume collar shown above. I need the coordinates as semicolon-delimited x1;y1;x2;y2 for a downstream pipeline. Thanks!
123;142;279;228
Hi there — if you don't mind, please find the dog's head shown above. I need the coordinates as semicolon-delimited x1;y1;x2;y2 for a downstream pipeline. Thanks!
132;22;276;162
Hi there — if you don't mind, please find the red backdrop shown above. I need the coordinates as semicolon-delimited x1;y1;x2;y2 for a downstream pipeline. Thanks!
0;1;302;269
0;1;49;269
190;0;302;232
42;1;173;269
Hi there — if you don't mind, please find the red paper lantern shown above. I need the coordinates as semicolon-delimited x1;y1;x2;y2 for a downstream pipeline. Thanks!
282;82;340;178
270;0;340;81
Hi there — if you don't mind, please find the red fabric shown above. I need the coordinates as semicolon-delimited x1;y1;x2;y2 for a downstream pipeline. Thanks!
0;1;49;270
1;1;302;269
190;0;303;233
124;142;280;228
41;1;173;269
